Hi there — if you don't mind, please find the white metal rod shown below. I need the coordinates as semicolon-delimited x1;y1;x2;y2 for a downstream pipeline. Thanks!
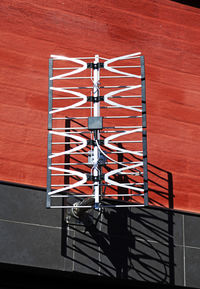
52;127;88;130
51;183;143;187
110;95;141;98
100;204;144;208
52;161;142;165
52;106;91;110
103;183;144;186
110;140;142;143
52;56;95;60
52;86;93;90
51;172;143;176
51;150;143;155
101;75;139;79
52;95;141;100
50;130;142;134
52;117;88;119
53;85;132;90
93;54;100;208
60;75;138;79
52;142;82;144
99;57;109;60
51;194;95;198
102;193;144;197
102;105;142;109
50;206;93;209
51;184;95;187
52;125;141;130
52;174;75;176
51;193;144;198
60;76;92;79
104;116;142;119
52;152;89;155
111;65;141;68
99;85;135;89
53;67;80;70
75;57;95;59
52;105;142;110
105;125;142;129
49;204;144;209
118;172;143;175
52;116;142;120
53;65;141;70
53;97;83;100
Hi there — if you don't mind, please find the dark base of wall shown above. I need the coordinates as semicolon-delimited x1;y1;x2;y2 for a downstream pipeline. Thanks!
0;263;195;289
0;181;199;288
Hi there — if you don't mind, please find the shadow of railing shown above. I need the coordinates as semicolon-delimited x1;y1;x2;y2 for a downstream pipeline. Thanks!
61;161;175;286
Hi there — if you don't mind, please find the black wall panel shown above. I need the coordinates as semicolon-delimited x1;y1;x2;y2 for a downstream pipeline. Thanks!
0;181;199;288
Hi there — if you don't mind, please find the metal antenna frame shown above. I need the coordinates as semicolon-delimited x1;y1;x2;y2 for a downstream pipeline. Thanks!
47;53;148;210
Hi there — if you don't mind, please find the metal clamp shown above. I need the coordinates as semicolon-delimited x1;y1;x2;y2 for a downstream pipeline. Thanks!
87;62;104;69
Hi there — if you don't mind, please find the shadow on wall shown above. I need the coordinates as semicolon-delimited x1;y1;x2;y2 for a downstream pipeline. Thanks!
61;164;175;286
171;0;200;8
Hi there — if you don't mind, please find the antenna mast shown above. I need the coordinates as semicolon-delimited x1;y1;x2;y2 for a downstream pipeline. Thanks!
47;53;148;213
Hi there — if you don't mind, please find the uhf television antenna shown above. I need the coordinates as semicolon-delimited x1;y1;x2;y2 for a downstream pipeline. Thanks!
47;52;148;215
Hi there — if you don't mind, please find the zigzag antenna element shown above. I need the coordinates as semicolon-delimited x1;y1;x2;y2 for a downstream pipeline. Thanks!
47;53;148;218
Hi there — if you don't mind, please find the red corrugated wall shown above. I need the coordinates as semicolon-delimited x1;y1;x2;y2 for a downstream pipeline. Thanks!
0;0;200;212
